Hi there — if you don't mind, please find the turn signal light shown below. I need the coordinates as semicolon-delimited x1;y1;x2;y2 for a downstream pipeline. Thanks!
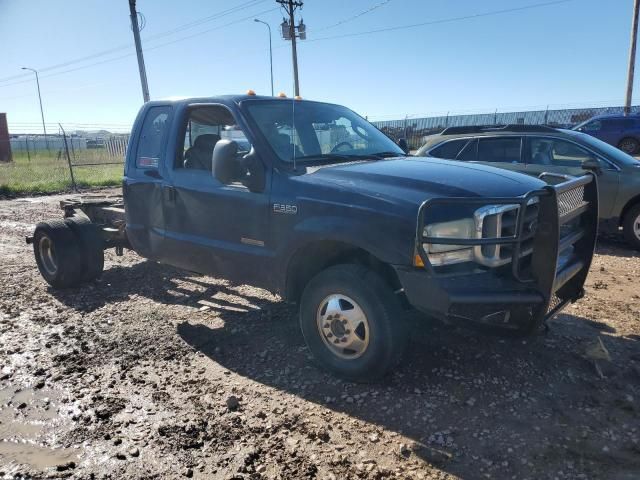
414;253;425;268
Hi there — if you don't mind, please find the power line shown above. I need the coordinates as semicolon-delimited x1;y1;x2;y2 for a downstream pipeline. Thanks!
0;5;278;89
307;0;575;42
0;0;269;86
314;0;393;32
141;6;278;54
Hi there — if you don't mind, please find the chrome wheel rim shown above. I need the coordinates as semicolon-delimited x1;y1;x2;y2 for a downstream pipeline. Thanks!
39;236;57;276
634;213;640;240
316;294;370;359
620;139;637;154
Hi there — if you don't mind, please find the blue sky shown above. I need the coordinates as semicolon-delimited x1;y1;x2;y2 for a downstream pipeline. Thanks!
0;0;635;132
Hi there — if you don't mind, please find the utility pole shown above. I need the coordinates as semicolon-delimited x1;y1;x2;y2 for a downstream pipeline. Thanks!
625;0;640;115
128;0;150;103
21;67;48;149
254;19;274;96
277;0;305;96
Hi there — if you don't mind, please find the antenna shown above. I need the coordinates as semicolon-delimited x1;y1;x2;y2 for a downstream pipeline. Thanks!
292;98;296;170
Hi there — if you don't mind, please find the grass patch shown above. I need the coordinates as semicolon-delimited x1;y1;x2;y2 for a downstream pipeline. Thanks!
0;150;123;196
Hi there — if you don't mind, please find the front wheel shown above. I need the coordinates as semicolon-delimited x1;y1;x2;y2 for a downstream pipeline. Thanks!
623;203;640;250
618;137;639;155
299;264;407;382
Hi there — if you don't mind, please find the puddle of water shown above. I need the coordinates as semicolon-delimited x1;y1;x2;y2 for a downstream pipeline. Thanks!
0;386;81;471
0;440;79;471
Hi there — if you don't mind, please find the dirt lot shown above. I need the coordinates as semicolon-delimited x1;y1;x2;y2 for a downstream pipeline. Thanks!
0;191;639;480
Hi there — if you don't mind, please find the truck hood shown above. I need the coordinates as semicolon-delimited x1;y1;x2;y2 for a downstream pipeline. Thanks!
303;157;546;205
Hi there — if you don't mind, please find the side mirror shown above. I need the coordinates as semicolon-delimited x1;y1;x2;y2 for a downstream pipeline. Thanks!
241;150;266;193
582;157;602;175
397;138;410;154
212;140;240;184
212;140;266;192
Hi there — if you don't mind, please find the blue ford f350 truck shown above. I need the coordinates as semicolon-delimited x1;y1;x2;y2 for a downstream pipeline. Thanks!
28;94;598;381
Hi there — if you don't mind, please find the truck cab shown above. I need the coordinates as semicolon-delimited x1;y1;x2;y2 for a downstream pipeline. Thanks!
30;94;598;382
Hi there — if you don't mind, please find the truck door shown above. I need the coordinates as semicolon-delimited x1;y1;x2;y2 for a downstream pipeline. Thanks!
123;105;173;259
160;104;272;287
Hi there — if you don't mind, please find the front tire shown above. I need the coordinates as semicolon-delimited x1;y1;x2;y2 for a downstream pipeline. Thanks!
33;220;83;288
623;203;640;250
299;264;407;382
618;137;639;155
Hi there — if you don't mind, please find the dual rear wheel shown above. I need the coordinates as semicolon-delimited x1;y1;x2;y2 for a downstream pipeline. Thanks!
33;217;104;288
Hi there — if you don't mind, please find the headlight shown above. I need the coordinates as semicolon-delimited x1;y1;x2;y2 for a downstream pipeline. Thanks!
423;218;475;266
420;200;537;268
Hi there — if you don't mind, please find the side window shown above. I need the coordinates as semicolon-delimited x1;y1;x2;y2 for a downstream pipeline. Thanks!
456;139;477;161
429;139;468;159
582;120;601;132
530;138;594;167
610;119;634;130
477;137;522;163
180;106;251;170
600;120;616;131
136;106;171;168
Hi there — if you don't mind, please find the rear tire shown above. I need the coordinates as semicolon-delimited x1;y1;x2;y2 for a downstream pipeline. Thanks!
299;264;407;382
618;137;639;155
623;203;640;250
64;215;104;282
33;220;83;288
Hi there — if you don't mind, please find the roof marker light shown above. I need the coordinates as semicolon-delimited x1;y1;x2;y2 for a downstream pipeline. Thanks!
247;89;256;96
294;95;302;100
278;92;287;98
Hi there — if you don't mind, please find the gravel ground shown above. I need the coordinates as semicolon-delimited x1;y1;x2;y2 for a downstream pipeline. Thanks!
0;191;639;480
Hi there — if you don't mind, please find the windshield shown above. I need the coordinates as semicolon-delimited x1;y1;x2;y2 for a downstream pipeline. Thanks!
243;99;404;164
563;129;640;166
572;118;594;130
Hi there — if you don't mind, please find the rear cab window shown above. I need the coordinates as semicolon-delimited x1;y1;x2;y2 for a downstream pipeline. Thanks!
135;106;172;169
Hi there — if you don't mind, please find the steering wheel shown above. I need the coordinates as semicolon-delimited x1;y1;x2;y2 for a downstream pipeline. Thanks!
331;142;353;153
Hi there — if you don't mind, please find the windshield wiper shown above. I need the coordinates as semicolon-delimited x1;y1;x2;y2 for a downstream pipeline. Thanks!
295;151;406;164
295;153;355;163
371;151;409;158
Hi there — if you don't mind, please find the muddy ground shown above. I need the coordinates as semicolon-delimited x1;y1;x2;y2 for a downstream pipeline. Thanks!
0;191;638;480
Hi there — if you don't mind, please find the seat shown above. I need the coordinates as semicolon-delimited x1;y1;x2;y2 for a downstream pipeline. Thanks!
532;142;553;166
184;134;220;170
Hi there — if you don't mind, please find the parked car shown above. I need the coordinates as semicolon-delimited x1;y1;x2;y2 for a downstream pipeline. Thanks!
573;113;640;154
28;97;597;381
416;124;640;249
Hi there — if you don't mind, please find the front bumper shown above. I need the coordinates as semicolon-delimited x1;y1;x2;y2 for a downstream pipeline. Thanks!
400;174;598;332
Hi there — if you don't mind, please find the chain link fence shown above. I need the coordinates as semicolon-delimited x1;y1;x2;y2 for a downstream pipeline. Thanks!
372;105;640;151
0;131;129;195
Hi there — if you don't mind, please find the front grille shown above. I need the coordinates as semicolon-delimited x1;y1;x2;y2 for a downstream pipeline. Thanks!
557;185;586;217
473;200;539;267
